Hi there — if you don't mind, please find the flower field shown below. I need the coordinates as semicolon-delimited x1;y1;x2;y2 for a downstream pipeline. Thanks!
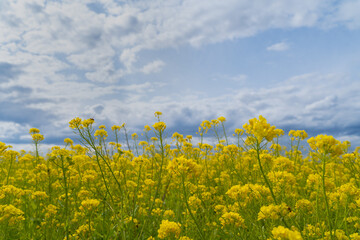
0;113;360;239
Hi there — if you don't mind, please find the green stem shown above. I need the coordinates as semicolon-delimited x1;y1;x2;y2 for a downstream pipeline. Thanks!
322;154;334;239
123;126;131;152
213;126;221;144
6;155;14;185
181;175;205;240
255;140;289;228
255;142;277;205
60;156;70;240
137;129;166;239
221;122;228;146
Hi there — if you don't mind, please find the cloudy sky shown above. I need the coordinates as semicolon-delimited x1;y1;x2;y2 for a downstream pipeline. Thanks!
1;0;360;151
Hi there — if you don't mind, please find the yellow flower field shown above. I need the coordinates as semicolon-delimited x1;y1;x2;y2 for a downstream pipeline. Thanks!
0;113;360;239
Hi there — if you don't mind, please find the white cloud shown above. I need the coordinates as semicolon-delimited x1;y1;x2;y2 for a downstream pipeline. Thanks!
332;0;360;29
0;121;30;139
230;74;248;82
1;0;359;85
120;48;139;72
212;74;248;84
141;60;165;74
305;95;337;111
1;0;360;149
2;70;360;150
267;42;289;51
91;72;360;144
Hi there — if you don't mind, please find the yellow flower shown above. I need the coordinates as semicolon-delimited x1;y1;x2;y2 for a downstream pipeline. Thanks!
153;122;166;132
94;129;108;139
218;116;226;122
167;156;202;177
82;118;95;128
179;237;192;240
271;226;303;240
164;210;175;219
307;135;344;157
200;120;212;133
226;184;270;203
267;171;296;186
172;132;184;141
1;185;25;198
139;141;148;147
188;196;202;209
152;208;162;216
157;220;181;239
219;212;246;228
80;199;100;211
111;125;121;131
64;138;73;145
211;119;220;126
29;128;40;134
0;204;25;226
31;191;48;200
31;133;44;142
295;199;313;213
144;179;156;186
302;224;322;238
323;229;349;240
0;141;10;154
154;111;163;117
214;205;227;215
72;223;95;239
234;128;244;135
258;203;290;220
289;130;308;140
44;204;58;219
69;117;83;129
243;115;284;143
350;233;360;240
131;133;138;139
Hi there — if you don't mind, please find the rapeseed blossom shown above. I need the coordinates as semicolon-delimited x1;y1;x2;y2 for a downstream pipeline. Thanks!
258;203;290;220
0;113;359;239
80;199;100;211
157;220;181;239
0;204;25;226
29;128;40;134
308;134;344;157
243;115;284;142
153;121;166;132
219;212;245;228
271;226;302;239
31;133;44;142
69;117;82;129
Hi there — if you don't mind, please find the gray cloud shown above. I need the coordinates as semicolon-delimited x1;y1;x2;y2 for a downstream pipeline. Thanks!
0;62;23;81
2;0;359;84
0;100;56;124
26;2;44;14
83;73;359;147
86;2;108;15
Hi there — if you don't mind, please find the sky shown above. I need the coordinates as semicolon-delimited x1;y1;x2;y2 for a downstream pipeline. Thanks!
1;0;360;151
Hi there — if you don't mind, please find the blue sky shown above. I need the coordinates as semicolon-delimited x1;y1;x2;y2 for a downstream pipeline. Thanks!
1;0;360;150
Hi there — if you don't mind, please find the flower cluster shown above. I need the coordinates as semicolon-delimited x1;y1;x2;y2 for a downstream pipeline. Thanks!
243;115;284;143
0;114;358;239
157;220;182;239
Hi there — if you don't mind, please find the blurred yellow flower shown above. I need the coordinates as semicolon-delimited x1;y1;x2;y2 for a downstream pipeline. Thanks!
157;220;181;239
